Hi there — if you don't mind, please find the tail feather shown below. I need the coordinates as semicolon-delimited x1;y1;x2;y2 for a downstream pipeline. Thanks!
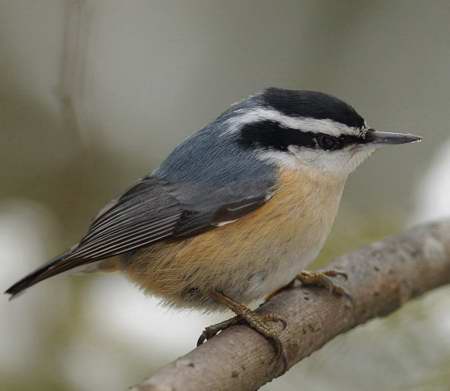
5;252;86;299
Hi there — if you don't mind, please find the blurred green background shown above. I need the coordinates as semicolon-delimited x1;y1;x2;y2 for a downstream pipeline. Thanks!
1;1;450;390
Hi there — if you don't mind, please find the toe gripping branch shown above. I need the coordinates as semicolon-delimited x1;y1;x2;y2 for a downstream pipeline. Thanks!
296;270;352;302
198;291;289;374
198;272;352;376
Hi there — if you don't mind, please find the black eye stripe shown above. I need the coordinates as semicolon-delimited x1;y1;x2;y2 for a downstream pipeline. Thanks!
238;120;366;151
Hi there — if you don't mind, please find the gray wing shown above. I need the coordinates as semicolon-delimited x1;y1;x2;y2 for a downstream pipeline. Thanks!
70;175;270;261
71;177;183;260
5;175;272;298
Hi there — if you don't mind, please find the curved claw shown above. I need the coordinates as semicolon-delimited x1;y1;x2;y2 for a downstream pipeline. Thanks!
197;316;240;346
270;336;289;375
196;329;210;346
239;313;289;375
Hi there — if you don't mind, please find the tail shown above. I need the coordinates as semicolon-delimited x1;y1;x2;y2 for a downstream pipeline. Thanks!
5;251;84;299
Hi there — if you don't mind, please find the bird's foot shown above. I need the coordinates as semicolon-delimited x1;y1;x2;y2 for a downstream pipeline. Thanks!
265;270;351;302
296;270;352;301
197;290;288;374
197;315;241;344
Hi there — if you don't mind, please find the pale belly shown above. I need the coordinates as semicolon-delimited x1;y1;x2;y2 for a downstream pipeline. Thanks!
237;239;326;304
119;168;345;310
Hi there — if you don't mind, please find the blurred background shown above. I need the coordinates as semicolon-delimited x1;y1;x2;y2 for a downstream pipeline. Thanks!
1;1;450;390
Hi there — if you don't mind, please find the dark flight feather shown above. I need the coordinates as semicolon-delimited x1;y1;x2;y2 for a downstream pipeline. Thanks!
5;176;271;298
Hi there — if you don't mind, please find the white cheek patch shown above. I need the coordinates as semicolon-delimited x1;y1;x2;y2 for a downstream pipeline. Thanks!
258;144;376;176
223;108;359;136
257;150;302;170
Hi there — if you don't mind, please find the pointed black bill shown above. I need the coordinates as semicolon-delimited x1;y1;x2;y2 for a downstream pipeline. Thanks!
366;130;422;145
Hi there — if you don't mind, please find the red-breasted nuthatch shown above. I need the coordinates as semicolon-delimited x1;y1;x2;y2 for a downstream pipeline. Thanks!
6;88;421;370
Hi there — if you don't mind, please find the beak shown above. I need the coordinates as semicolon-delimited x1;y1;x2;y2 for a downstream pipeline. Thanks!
366;130;422;145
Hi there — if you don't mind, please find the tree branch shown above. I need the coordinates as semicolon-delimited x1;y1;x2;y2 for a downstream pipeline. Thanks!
132;220;450;391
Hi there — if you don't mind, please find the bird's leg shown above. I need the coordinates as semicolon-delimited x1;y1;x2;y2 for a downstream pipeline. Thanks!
197;290;288;373
296;270;352;300
265;270;351;302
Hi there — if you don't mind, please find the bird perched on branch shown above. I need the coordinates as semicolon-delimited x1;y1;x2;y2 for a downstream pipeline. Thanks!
5;88;420;372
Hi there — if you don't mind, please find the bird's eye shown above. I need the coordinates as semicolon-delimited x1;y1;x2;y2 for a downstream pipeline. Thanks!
317;135;340;150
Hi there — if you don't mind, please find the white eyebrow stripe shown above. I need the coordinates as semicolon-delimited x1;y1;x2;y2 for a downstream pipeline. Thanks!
223;108;358;137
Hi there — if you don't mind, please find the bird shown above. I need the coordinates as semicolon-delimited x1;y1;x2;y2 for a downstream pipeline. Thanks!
5;87;421;372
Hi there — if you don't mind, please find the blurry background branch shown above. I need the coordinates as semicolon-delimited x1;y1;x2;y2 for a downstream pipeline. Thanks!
134;219;450;391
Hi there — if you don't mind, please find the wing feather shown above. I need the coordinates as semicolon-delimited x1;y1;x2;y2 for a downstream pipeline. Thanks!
5;175;272;298
68;177;183;261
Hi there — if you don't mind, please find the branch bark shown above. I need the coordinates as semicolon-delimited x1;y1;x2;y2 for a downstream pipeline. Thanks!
132;220;450;391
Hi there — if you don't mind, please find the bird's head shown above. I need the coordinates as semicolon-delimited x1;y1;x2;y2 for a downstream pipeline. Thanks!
220;88;421;177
